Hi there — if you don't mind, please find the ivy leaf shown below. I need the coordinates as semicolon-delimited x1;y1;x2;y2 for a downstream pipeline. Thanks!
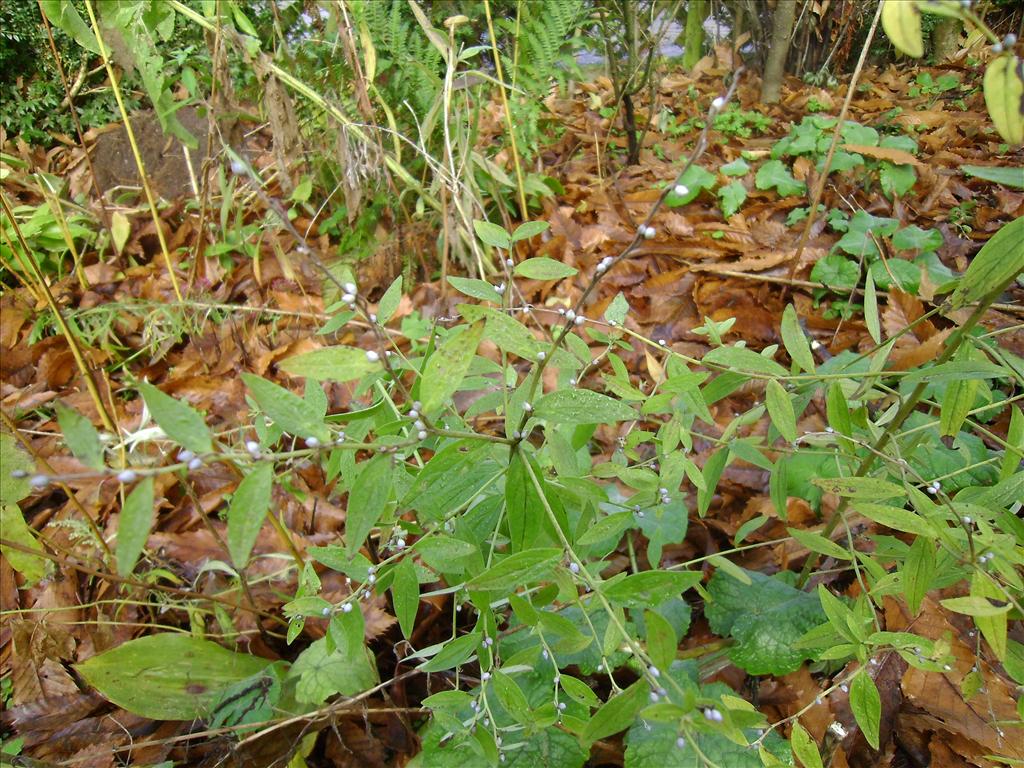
879;162;917;198
420;322;485;414
138;383;213;455
55;402;105;470
514;257;577;280
755;159;807;197
810;253;860;291
720;157;750;176
279;346;382;383
705;568;825;675
289;637;377;705
719;181;747;218
892;226;942;253
227;462;273;568
535;389;635;425
665;165;717;206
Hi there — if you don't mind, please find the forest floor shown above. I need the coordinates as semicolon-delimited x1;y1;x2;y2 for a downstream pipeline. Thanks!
1;48;1022;768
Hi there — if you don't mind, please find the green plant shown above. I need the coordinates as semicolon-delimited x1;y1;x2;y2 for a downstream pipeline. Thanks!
712;107;772;138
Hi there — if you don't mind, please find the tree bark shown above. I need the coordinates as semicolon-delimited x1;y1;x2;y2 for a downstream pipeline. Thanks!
931;17;961;62
760;0;797;103
683;0;706;71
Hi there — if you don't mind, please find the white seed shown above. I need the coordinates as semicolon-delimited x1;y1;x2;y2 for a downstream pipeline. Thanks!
992;42;1004;53
177;449;195;462
305;437;320;448
537;351;546;361
522;402;533;413
342;293;355;304
414;420;425;430
481;671;491;681
117;470;137;483
565;309;576;322
494;283;505;294
396;538;406;549
649;666;660;678
245;440;260;453
366;350;380;362
840;684;849;693
321;607;332;617
369;313;377;323
188;457;203;471
344;282;357;295
408;410;419;419
676;737;686;749
711;96;727;111
568;378;577;386
962;515;972;525
342;603;353;613
569;562;580;573
10;470;27;479
335;433;346;445
642;225;656;238
506;258;514;267
574;315;585;326
413;401;422;410
558;308;566;315
1004;33;1017;46
229;159;246;175
658;339;666;346
650;692;660;702
418;430;428;440
825;426;834;433
29;474;50;488
674;184;689;197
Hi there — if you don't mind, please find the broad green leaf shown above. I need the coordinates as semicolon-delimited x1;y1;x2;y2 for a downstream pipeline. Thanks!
903;535;935;616
812;477;904;500
790;722;823;768
578;511;634;548
0;432;32;507
535;389;636;425
766;380;798;444
892;226;943;252
506;451;544;552
720;157;751;176
940;376;977;437
665;165;717;206
460;304;544;359
511;220;550;242
55;402;105;470
377;275;403;324
983;54;1024;145
583;680;646;744
0;504;48;585
705;568;825;675
420;322;484;413
643;609;677;672
755;159;806;197
227;462;273;568
788;528;850;560
116;476;155;577
391;557;419;639
854;502;936;537
881;0;923;57
419;631;482;672
416;535;478;572
345;454;393;559
514;257;578;280
492;671;531;725
604;571;701;607
849;671;881;749
75;634;271;720
466;548;562;591
278;346;381;383
39;0;101;54
242;374;329;442
290;637;377;704
208;664;286;731
962;164;1024;190
939;595;1012;617
702;345;788;377
718;181;747;218
780;305;815;373
447;276;500;302
1000;405;1023;481
138;383;213;455
950;216;1024;310
970;573;1008;659
402;440;501;523
605;292;629;325
473;219;511;249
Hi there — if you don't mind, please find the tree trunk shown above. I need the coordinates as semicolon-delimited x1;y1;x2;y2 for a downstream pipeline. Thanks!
683;0;706;71
623;92;640;165
931;17;961;62
760;0;797;103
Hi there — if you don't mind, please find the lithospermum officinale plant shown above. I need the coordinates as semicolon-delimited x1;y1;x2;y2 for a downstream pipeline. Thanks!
10;68;1024;768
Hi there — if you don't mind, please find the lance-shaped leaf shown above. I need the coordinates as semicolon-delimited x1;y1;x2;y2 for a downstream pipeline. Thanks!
138;383;213;455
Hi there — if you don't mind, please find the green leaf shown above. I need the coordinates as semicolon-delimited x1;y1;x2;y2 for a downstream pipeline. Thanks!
227;462;273;568
138;383;213;455
702;345;789;377
983;54;1024;145
1000;405;1023;481
718;181;747;218
605;292;630;325
208;664;286;731
788;528;850;560
54;402;105;470
377;275;403;324
705;568;825;675
391;558;419;639
447;276;501;303
665;165;717;206
290;637;377;704
419;631;482;672
864;271;881;345
849;671;881;749
939;595;1012;617
583;680;646;744
644;609;677;672
879;161;917;198
780;305;815;374
535;389;636;425
578;511;634;548
512;220;550;242
116;477;154;577
950;216;1024;310
466;548;562;591
810;253;860;290
902;359;1009;384
903;535;935;616
940;376;977;437
416;535;478;572
755;159;807;197
0;432;32;507
962;164;1024;190
720;157;751;176
892;226;943;252
402;440;502;523
492;671;532;725
881;0;924;57
75;634;271;720
241;374;329;442
790;722;823;768
811;477;904;500
345;454;393;559
39;0;101;54
278;346;381;383
420;322;484;414
604;571;702;607
473;219;512;249
0;504;47;585
506;451;544;552
514;257;578;280
766;380;798;444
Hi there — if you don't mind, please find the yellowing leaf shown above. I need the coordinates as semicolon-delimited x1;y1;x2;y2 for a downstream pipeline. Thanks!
882;0;924;58
983;54;1024;145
